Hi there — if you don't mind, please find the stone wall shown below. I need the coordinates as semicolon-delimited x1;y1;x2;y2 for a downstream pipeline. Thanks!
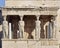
2;39;59;48
5;0;60;8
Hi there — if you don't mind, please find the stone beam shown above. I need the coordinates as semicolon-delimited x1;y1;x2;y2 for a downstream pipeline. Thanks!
2;9;57;16
5;1;60;8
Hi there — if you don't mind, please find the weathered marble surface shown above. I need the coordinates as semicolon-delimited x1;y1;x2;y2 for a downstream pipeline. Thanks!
35;20;41;40
19;21;25;38
2;39;59;48
3;21;8;38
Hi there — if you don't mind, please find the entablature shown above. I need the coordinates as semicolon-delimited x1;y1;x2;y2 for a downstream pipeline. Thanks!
5;1;60;8
2;7;58;16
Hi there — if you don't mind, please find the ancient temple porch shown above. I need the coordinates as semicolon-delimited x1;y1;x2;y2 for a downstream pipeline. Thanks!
1;6;59;48
2;15;56;40
2;15;59;48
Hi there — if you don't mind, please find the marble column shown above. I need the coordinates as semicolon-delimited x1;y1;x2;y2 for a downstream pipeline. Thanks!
40;19;45;38
52;16;56;39
48;21;53;39
35;15;41;40
47;24;49;38
48;17;55;39
9;23;12;39
19;16;25;39
3;16;8;38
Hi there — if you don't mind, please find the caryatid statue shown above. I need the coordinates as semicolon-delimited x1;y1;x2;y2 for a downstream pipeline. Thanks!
35;16;41;40
18;16;25;38
19;21;25;38
3;21;8;38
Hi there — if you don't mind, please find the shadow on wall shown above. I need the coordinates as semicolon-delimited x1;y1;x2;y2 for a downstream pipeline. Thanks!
0;10;3;48
0;31;3;48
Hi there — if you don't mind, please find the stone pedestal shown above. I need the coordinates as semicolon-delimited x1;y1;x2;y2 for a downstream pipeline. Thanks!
35;20;41;40
19;21;25;39
2;39;59;48
3;21;8;38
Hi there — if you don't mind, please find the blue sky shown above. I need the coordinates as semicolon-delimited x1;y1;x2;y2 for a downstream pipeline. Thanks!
0;0;5;7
